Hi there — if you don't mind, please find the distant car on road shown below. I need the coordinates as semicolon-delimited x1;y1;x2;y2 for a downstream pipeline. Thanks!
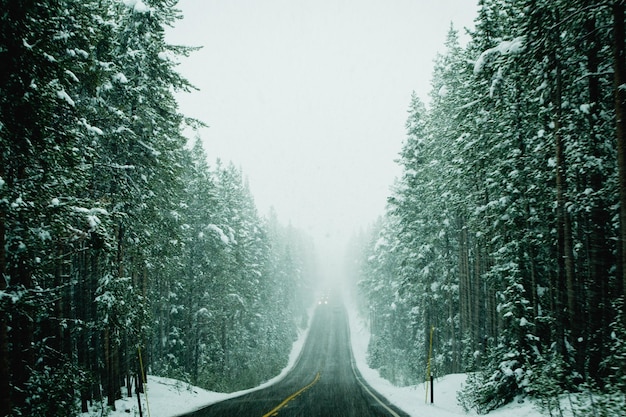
318;294;329;305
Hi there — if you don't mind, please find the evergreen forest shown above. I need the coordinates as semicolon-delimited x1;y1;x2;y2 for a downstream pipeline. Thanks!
0;1;316;416
350;0;626;415
4;0;626;416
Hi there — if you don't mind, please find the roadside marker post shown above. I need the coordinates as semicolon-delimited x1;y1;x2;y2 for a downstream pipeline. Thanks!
425;326;434;404
430;373;434;404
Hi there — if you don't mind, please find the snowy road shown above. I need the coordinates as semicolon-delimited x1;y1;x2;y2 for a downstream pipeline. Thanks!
181;298;409;417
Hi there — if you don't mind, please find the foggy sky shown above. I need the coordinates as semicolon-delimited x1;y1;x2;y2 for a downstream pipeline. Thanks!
166;0;478;279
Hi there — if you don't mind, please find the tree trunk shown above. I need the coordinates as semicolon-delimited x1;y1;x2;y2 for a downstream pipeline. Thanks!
0;211;10;416
551;39;578;362
10;208;35;411
614;0;626;313
105;327;117;410
555;118;578;346
473;239;482;359
458;216;471;344
585;9;612;382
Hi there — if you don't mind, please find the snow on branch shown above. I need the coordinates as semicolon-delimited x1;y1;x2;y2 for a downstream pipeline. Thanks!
72;206;110;231
56;89;75;107
122;0;152;14
79;118;104;136
474;36;526;75
207;224;230;245
137;140;162;157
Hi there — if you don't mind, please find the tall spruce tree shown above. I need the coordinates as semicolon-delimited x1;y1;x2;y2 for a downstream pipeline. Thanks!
355;0;626;413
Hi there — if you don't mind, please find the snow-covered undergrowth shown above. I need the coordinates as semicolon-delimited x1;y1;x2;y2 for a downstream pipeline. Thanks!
79;324;311;417
346;307;546;417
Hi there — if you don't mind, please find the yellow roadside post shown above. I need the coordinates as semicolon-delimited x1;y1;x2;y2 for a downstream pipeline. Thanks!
138;346;151;417
424;326;434;404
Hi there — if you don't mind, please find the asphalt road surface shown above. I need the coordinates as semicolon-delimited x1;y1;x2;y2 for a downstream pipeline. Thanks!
181;297;410;417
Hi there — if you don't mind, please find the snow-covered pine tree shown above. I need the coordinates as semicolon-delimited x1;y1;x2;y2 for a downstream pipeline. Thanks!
359;0;625;413
84;0;194;407
0;0;118;414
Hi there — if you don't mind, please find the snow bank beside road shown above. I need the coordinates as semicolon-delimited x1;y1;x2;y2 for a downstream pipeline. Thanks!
80;322;311;417
347;305;543;417
82;305;543;417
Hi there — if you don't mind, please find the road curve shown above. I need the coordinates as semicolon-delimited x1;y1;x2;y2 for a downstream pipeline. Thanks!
181;297;410;417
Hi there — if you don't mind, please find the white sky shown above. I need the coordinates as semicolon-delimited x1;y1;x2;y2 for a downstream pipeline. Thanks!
166;1;478;275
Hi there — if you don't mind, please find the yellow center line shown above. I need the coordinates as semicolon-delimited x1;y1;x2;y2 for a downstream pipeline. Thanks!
261;372;321;417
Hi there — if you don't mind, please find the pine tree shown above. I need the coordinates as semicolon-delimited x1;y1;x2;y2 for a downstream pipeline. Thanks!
357;0;626;413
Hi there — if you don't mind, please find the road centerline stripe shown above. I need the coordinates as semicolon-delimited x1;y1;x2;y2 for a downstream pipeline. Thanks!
261;372;321;417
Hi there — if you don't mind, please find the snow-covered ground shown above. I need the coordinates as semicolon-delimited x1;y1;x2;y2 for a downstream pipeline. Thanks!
79;323;313;417
347;307;542;417
82;305;545;417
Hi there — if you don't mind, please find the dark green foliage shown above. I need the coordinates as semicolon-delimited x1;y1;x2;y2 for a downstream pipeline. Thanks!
603;304;626;394
0;1;316;415
525;353;569;416
351;0;626;413
22;355;88;417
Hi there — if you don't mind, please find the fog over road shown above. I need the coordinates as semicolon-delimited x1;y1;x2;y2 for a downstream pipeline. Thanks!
182;296;409;417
